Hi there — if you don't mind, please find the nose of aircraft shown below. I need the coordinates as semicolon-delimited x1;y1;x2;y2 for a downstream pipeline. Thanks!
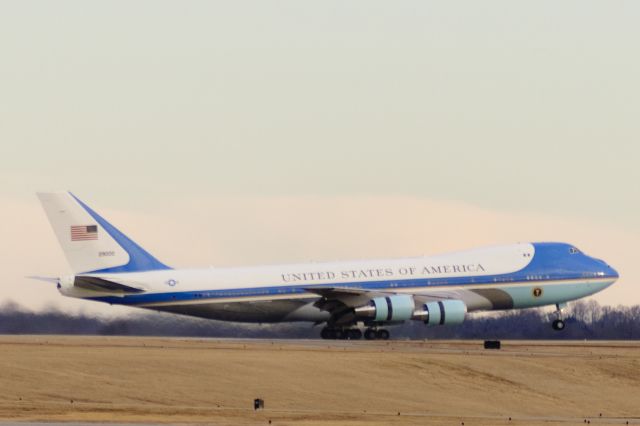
587;255;619;280
595;258;619;280
607;264;620;280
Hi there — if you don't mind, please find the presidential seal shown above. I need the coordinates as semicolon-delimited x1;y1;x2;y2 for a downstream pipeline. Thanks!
532;287;543;298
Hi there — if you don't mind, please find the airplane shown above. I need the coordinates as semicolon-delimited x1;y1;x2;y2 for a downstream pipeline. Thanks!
33;192;619;340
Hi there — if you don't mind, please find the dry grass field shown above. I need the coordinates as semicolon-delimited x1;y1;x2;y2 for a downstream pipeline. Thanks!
0;336;638;425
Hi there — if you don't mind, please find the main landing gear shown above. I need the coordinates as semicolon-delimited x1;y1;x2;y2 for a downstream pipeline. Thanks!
552;303;567;331
320;327;362;340
364;328;390;340
320;327;391;340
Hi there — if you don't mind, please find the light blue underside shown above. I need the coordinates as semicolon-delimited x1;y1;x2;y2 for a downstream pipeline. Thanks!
505;280;611;309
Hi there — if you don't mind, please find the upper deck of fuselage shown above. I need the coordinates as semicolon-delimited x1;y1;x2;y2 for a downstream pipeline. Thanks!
518;242;618;281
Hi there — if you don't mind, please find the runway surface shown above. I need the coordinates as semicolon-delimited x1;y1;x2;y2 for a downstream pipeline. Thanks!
0;336;638;425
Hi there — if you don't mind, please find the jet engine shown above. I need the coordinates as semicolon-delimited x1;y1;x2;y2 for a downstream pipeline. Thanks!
354;294;415;321
354;296;467;325
412;300;467;326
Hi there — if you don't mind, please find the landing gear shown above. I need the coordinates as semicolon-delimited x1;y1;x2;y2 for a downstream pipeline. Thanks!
552;303;567;332
320;327;363;340
376;329;390;340
364;327;390;340
320;327;336;340
552;319;565;331
364;328;376;340
320;323;391;340
349;328;363;340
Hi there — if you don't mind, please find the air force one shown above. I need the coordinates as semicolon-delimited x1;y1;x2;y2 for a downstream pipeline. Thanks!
34;192;619;340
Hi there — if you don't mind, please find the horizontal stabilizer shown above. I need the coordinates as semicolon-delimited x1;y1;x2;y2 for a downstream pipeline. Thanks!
74;276;146;294
26;276;59;284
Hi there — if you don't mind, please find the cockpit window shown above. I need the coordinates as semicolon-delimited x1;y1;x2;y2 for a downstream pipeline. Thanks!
569;247;580;254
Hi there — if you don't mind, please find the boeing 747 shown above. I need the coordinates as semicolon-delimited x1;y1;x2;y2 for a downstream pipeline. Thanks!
33;192;619;339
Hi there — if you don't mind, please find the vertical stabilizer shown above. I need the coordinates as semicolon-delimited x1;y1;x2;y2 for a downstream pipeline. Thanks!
37;192;171;274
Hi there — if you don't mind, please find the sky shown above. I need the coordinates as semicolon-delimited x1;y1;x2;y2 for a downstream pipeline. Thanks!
0;1;638;314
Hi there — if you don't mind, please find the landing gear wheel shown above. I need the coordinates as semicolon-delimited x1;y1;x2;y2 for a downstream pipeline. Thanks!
348;329;363;340
376;329;390;340
364;328;377;340
335;329;346;340
552;319;565;331
320;327;336;339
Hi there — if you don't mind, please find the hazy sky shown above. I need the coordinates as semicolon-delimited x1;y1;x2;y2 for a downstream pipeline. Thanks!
0;1;638;312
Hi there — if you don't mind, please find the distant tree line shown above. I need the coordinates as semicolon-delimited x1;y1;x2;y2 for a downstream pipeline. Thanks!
404;300;640;340
0;300;638;339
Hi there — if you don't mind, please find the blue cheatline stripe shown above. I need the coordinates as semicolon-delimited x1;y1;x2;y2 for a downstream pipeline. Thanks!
85;272;611;306
69;193;172;273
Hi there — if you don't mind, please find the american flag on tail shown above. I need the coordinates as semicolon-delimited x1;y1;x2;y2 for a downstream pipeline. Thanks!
70;225;98;241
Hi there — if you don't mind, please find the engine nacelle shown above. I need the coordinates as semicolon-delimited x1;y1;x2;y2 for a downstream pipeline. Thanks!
412;300;467;326
354;294;415;321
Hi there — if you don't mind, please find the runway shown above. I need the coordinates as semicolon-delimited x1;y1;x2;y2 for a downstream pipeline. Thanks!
0;336;638;425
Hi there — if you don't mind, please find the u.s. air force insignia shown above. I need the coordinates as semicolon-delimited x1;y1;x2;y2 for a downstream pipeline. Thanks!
532;287;543;297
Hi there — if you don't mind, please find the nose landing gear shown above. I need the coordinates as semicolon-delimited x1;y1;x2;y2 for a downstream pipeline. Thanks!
552;319;566;331
552;303;567;331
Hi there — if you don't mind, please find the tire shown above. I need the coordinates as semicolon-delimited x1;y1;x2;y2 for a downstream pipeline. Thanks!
320;327;334;339
349;329;363;340
364;328;376;340
552;319;565;331
376;329;390;340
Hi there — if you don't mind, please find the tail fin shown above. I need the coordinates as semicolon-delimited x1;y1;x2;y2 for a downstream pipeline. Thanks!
37;192;171;274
